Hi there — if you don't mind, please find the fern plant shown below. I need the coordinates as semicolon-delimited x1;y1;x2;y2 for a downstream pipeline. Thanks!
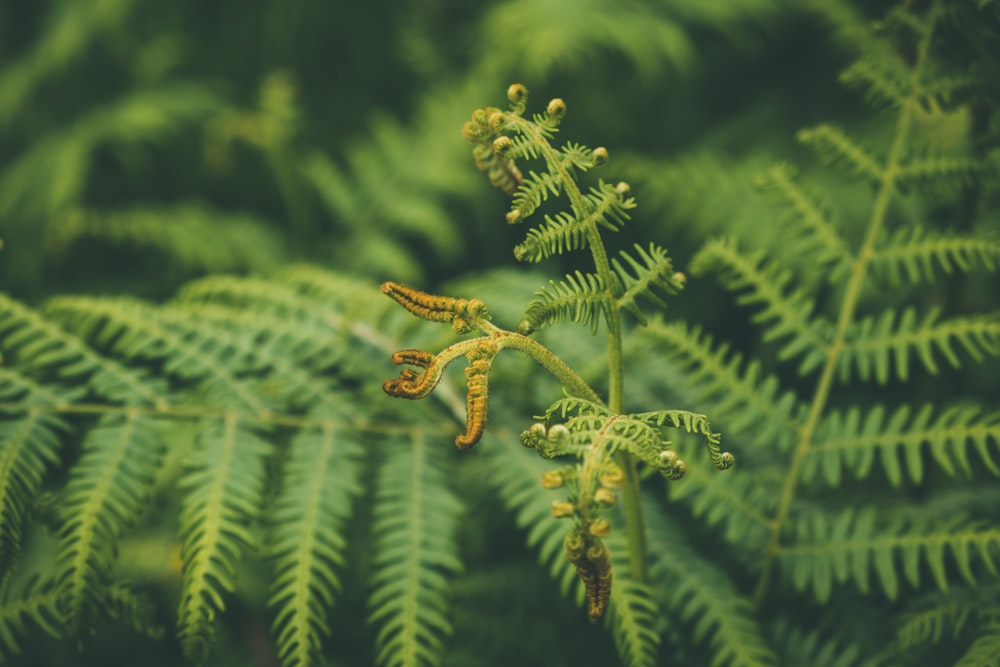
1;1;999;666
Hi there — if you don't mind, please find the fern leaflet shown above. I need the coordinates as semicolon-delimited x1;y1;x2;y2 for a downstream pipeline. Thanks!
368;432;463;667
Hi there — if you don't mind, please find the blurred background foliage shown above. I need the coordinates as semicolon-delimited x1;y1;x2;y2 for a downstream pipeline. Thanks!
2;0;999;666
1;0;893;302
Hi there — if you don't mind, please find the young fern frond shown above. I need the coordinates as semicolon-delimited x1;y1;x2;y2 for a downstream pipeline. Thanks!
840;308;1000;383
368;432;463;667
612;243;685;326
177;416;272;661
521;270;609;335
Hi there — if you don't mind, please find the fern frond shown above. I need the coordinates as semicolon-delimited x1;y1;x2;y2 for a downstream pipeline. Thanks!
368;432;463;667
840;308;1000;384
770;620;884;667
896;153;984;192
638;321;803;453
0;370;70;573
666;447;776;551
45;204;288;273
514;211;590;263
0;293;165;406
952;622;1000;667
796;124;884;183
177;415;272;661
484;433;584;603
839;55;913;108
896;602;973;650
0;576;62;663
612;243;684;326
753;163;855;279
54;412;165;637
509;169;568;223
43;296;270;412
521;270;608;335
808;404;1000;486
690;238;830;373
605;532;660;667
646;508;778;667
870;227;1000;286
269;420;363;667
781;508;1000;602
513;182;633;263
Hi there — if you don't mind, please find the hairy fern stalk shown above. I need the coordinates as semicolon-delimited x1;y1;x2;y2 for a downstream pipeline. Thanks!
1;2;999;667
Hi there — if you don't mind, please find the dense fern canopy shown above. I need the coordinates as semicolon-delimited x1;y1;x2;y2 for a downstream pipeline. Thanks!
1;1;999;666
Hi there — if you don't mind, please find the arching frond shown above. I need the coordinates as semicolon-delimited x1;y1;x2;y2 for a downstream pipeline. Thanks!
54;412;165;637
870;227;1000;286
638;321;804;453
0;370;70;573
605;532;660;667
0;293;165;406
951;622;1000;667
0;576;62;663
484;433;583;603
807;404;1000;487
368;432;463;667
177;416;273;661
43;296;271;412
795;124;884;183
690;238;831;373
268;420;363;667
646;509;778;667
781;508;1000;602
840;308;1000;384
666;448;776;551
753;163;855;280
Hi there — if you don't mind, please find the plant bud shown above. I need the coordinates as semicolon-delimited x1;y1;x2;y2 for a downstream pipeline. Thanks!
588;518;611;537
550;501;575;518
593;487;616;507
507;83;528;104
546;98;567;118
541;470;565;489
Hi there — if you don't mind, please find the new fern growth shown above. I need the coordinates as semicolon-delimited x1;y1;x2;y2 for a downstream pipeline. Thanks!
381;84;732;621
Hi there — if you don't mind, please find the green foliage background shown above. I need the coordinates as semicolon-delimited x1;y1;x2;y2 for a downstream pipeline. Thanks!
1;1;998;666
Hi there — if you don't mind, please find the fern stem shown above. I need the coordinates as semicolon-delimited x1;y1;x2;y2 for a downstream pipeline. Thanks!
753;2;939;603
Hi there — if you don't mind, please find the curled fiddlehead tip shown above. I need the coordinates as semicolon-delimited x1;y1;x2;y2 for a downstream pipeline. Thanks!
657;449;687;480
592;146;609;166
507;83;528;104
546;97;567;120
381;282;492;331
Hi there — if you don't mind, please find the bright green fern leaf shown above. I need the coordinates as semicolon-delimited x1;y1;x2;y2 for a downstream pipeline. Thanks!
368;432;463;667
